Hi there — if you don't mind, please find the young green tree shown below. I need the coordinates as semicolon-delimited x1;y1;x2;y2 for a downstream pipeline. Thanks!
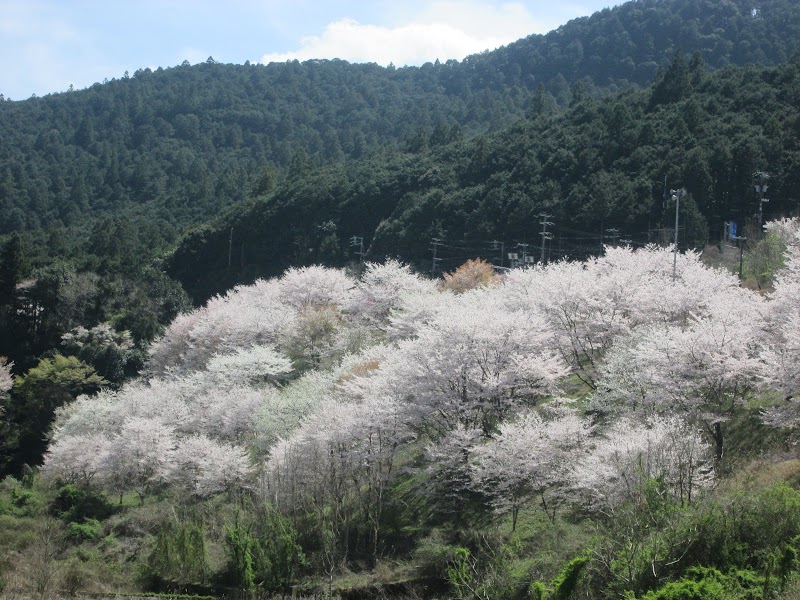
3;354;105;475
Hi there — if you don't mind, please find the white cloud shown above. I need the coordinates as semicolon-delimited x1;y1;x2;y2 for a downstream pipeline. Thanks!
260;1;551;67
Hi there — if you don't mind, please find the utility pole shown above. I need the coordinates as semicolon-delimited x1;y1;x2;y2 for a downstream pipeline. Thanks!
669;189;684;280
732;235;747;279
349;236;365;263
228;227;233;271
490;239;505;269
754;171;770;234
539;213;553;263
517;242;529;266
605;228;620;247
430;237;442;278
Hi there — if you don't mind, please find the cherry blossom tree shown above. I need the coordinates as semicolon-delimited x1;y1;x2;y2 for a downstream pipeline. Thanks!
346;395;410;557
0;359;11;388
0;358;11;414
47;388;126;440
591;282;763;460
148;278;296;376
381;289;568;434
385;286;455;341
575;415;715;592
262;346;412;560
44;370;261;494
571;415;713;513
262;399;364;569
470;406;591;530
763;217;800;247
760;313;800;428
205;345;293;386
169;435;251;497
254;371;338;456
347;260;436;329
503;245;745;388
147;309;206;376
97;417;177;501
277;265;354;310
41;432;109;483
759;225;800;426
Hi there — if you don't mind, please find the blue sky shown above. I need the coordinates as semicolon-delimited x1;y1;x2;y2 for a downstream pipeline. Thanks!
0;0;619;100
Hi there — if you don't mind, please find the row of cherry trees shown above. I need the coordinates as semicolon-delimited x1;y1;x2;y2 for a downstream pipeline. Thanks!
43;219;800;567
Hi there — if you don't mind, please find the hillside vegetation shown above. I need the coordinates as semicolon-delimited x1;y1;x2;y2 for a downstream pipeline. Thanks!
1;0;798;250
2;220;800;598
168;53;800;301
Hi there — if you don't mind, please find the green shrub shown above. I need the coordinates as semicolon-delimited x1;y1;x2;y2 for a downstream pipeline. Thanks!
639;566;764;600
412;529;458;582
604;482;800;597
0;477;46;519
550;550;591;600
50;483;115;523
530;580;548;599
147;517;210;587
687;484;800;572
446;547;477;599
224;504;305;594
66;518;103;541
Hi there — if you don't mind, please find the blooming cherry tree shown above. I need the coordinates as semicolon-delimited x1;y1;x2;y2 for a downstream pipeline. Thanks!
571;415;713;512
205;345;293;386
148;278;296;376
97;417;177;501
470;407;591;529
42;432;109;483
759;225;800;426
277;265;354;310
503;245;745;388
347;260;436;328
0;358;12;416
169;435;251;497
383;289;568;434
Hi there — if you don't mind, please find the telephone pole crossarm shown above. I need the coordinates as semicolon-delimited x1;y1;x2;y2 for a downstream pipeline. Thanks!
349;235;365;262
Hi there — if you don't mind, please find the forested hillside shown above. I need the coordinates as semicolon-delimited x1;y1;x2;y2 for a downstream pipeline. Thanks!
3;221;800;598
0;0;798;249
168;53;800;301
